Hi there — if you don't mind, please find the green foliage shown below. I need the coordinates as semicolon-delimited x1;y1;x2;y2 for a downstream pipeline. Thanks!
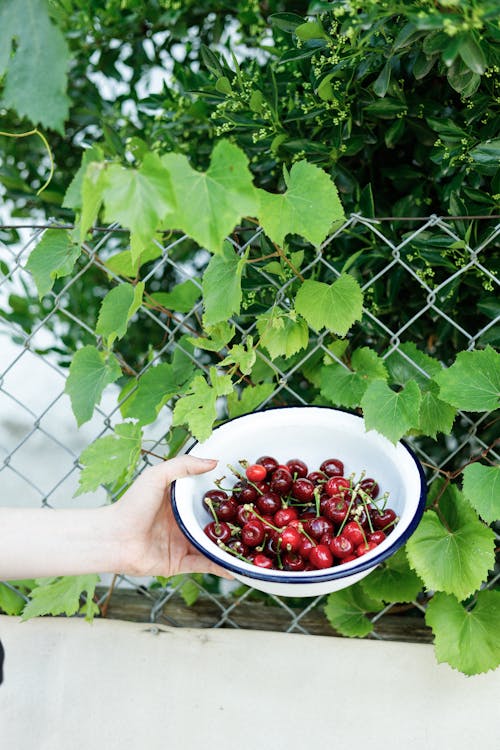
462;463;500;525
21;575;100;622
25;230;81;298
202;242;246;325
361;548;423;603
65;346;122;427
96;282;144;348
434;347;500;411
77;422;143;495
294;274;363;336
324;583;384;637
362;380;421;445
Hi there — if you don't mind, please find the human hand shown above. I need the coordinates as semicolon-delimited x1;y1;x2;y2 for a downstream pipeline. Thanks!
112;455;232;579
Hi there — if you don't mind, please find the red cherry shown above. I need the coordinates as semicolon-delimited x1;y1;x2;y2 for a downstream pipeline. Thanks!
286;458;308;478
226;538;249;557
372;508;397;531
256;491;282;515
360;478;380;499
241;519;265;547
246;464;267;482
299;536;315;560
339;554;357;564
283;552;306;571
270;468;293;496
236;504;257;526
204;521;231;544
307;471;327;486
256;456;279;476
368;530;386;545
309;544;333;569
325;476;350;497
342;521;365;547
274;507;298;527
324;499;350;525
291;477;315;502
279;525;303;553
233;483;258;504
253;553;274;569
356;540;378;557
307;516;333;541
320;458;344;477
329;535;354;559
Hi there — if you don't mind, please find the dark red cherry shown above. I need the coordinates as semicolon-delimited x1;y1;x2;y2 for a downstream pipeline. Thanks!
307;471;327;486
307;516;334;541
360;478;380;499
283;552;306;571
342;521;365;547
253;553;274;569
286;458;308;478
320;458;344;477
329;535;354;559
368;530;386;545
270;468;293;496
203;488;228;511
241;519;265;547
204;521;231;544
325;476;350;497
309;544;333;569
279;525;303;553
372;508;397;531
356;540;378;557
274;507;298;527
214;497;238;522
256;456;279;476
226;538;249;557
325;499;350;525
236;504;257;526
233;483;258;504
256;491;282;515
291;478;315;502
299;536;315;560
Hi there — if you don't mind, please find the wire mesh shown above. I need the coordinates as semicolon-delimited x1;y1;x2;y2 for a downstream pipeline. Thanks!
0;215;498;638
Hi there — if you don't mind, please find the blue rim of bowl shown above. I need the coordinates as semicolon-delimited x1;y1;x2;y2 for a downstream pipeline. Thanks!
171;406;427;584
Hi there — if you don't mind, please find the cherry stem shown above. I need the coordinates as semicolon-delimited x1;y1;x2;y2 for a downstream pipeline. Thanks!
216;540;252;565
205;499;220;531
244;504;280;532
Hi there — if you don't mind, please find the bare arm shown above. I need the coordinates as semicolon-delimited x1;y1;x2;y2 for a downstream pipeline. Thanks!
0;455;230;580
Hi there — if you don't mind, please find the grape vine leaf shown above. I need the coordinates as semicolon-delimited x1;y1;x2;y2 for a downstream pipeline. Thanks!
76;422;143;495
65;346;122;426
227;382;275;419
120;360;195;426
21;575;100;622
220;338;256;375
417;389;457;440
80;161;108;240
320;347;388;408
105;244;162;277
324;582;384;637
433;346;500;411
0;0;70;132
63;146;104;210
161;140;258;254
425;591;500;675
0;582;26;615
462;463;500;525
361;380;421;444
96;282;144;348
172;375;218;442
25;229;81;298
202;242;246;326
294;274;363;336
190;322;235;352
361;548;423;603
150;279;201;313
406;485;495;600
256;310;309;360
102;153;176;261
258;160;344;246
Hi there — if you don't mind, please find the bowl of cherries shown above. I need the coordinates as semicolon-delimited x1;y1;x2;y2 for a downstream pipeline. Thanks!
171;407;426;597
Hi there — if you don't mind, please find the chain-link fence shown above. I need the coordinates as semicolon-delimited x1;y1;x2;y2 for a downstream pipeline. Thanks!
1;214;498;640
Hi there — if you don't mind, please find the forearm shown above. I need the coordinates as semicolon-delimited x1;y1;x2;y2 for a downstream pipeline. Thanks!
0;505;123;579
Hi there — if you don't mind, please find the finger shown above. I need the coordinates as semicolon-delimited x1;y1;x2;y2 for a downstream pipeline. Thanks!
142;455;218;487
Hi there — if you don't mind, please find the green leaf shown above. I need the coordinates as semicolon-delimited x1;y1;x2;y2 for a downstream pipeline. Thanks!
104;244;163;277
21;575;100;622
462;463;500;525
219;338;256;375
80;161;107;240
433;346;500;412
25;229;81;298
406;485;495;600
150;280;201;313
63;146;104;210
256;310;309;360
269;12;305;33
324;583;384;637
161;140;258;254
426;591;500;675
76;422;143;495
361;380;421;444
0;582;26;615
458;33;487;75
385;341;441;388
295;21;328;41
120;360;195;425
469;139;500;166
227;382;275;419
294;274;363;336
96;282;144;348
172;376;218;442
202;242;246;326
320;347;388;408
373;60;392;97
190;322;235;352
65;346;122;427
361;548;423;603
0;0;70;132
258;161;344;246
102;153;175;261
418;389;456;439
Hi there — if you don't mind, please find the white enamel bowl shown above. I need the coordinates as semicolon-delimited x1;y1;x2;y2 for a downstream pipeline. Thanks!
171;407;426;597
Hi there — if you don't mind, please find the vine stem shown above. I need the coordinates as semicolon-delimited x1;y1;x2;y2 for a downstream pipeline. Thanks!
0;128;54;195
141;448;166;461
273;242;304;281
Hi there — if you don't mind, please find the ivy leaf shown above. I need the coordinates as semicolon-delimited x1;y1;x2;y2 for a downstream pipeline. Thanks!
320;347;387;408
433;346;500;411
256;310;309;360
462;463;500;525
361;380;421;444
102;153;176;261
172;376;218;442
0;0;70;132
220;338;256;375
418;389;456;439
0;582;26;615
202;242;246;326
361;548;423;603
21;575;100;622
161;140;258;253
76;422;143;495
65;346;122;427
150;279;201;313
120;360;195;426
258;160;344;246
324;583;384;637
227;382;275;419
25;229;81;298
406;485;495;600
426;591;500;675
294;274;363;336
96;282;144;348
